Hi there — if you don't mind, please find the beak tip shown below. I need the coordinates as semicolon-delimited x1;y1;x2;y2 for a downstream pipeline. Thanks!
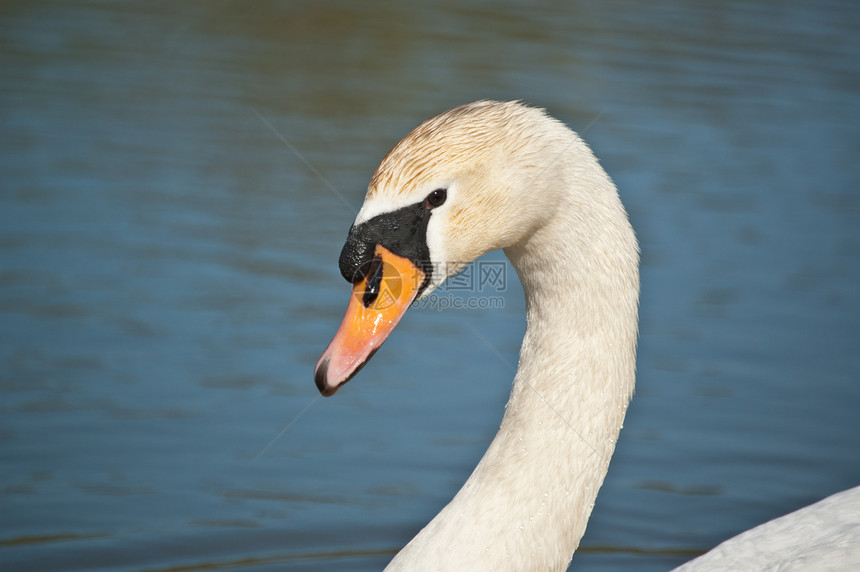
314;356;338;397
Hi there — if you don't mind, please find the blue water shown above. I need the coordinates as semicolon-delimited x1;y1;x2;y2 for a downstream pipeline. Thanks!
1;2;859;570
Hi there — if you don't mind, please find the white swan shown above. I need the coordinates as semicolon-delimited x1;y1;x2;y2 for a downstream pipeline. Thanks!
313;100;859;571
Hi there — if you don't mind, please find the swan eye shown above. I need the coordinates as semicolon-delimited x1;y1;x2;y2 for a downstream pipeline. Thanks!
425;189;447;209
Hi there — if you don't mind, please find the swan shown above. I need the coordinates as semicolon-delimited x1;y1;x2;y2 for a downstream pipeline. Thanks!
313;100;860;570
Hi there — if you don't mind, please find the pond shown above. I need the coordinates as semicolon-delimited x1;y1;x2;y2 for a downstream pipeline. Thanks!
1;1;859;570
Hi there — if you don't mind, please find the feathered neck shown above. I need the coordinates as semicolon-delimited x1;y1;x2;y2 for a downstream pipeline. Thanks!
385;139;639;571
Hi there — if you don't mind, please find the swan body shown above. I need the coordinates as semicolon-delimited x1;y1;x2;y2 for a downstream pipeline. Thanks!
313;100;859;570
675;485;860;571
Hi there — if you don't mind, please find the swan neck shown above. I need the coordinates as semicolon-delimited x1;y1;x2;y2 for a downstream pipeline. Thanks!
386;127;639;572
499;199;639;563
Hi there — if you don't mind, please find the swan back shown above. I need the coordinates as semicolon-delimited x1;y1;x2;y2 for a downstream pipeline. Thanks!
674;486;860;571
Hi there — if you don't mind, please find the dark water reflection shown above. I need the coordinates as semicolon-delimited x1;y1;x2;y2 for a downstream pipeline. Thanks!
2;1;859;570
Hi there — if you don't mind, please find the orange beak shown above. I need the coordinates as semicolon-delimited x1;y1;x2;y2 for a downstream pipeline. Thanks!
314;245;426;396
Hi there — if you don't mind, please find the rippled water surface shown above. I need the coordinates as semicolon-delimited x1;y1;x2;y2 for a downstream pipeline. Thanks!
2;2;859;570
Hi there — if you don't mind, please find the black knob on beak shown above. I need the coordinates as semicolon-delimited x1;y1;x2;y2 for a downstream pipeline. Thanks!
339;225;376;284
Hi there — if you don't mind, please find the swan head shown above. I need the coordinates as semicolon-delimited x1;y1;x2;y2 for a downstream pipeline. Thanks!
315;100;576;396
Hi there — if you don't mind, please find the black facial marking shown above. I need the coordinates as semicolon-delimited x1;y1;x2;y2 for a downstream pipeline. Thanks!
338;198;439;303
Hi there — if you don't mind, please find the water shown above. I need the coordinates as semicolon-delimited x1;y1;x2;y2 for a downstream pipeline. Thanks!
2;1;859;570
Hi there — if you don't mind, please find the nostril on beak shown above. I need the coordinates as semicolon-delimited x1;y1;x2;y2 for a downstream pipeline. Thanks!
361;256;383;307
